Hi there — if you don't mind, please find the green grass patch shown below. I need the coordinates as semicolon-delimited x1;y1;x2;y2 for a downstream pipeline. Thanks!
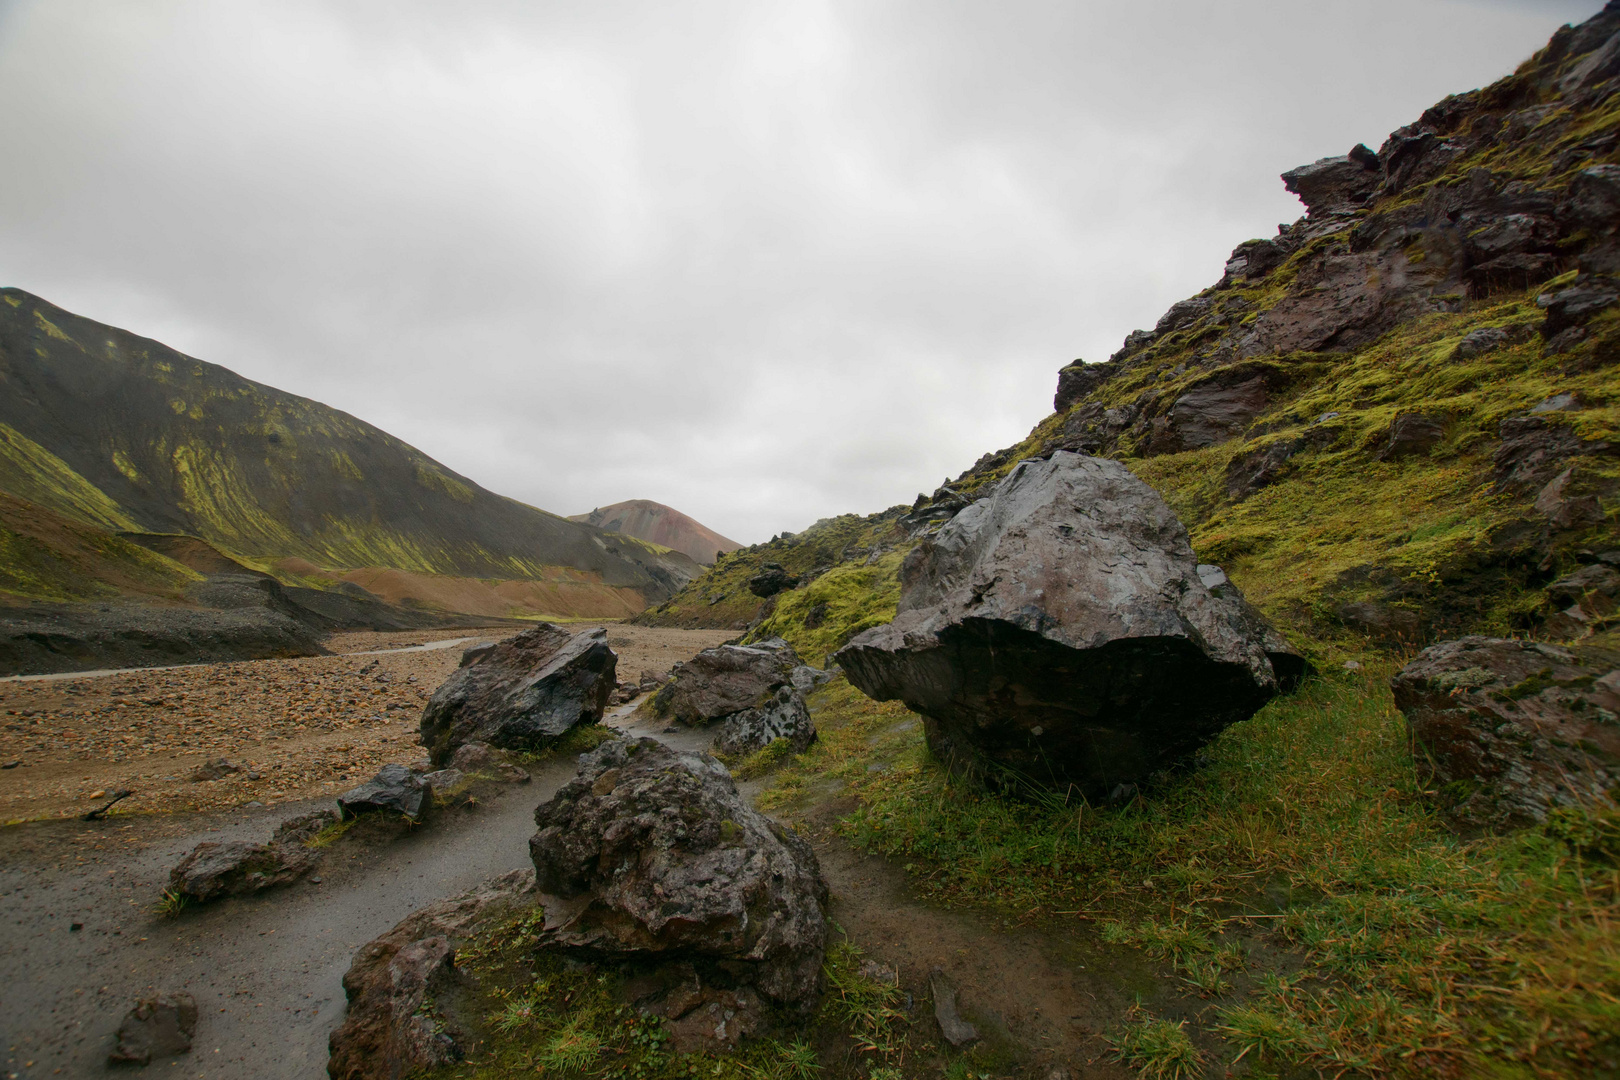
779;669;1620;1077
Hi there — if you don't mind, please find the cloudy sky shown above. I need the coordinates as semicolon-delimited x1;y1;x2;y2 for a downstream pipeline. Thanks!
0;0;1603;543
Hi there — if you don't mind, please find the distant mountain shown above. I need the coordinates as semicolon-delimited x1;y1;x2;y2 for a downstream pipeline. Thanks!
0;288;700;609
570;499;741;565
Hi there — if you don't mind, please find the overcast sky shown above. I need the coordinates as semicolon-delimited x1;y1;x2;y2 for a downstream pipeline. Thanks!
0;0;1603;544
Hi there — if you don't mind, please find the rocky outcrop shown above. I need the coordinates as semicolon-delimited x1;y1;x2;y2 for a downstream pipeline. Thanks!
109;993;197;1065
834;452;1304;797
338;763;432;822
419;623;616;765
327;869;537;1080
747;563;800;597
528;738;828;1010
1391;635;1620;829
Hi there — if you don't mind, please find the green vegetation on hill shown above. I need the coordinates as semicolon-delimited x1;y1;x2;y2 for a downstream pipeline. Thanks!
0;288;699;608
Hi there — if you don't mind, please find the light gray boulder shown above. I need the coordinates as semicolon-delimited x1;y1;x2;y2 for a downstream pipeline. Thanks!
834;452;1305;798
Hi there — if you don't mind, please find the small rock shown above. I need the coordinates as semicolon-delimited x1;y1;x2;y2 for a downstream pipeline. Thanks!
419;768;465;793
338;764;432;823
1380;413;1445;461
1532;392;1583;414
2;760;18;769
447;741;529;782
747;563;800;598
189;758;243;783
170;840;318;902
713;686;817;757
272;808;340;845
859;959;899;986
1533;467;1605;530
929;968;978;1047
108;992;197;1065
1342;660;1363;672
1452;326;1510;359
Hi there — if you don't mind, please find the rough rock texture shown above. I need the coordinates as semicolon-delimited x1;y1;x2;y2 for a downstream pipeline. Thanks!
338;763;432;822
834;452;1304;797
108;993;197;1065
713;685;817;756
169;839;318;902
930;969;979;1048
747;563;800;598
1391;635;1620;829
419;623;616;765
447;740;531;782
528;738;828;1009
327;869;537;1080
1380;413;1446;460
649;638;804;725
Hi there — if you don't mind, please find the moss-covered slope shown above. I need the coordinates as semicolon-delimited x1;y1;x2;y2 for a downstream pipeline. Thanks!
650;8;1620;657
0;289;699;604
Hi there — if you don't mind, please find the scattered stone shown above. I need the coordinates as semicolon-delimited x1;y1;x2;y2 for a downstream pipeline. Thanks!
1343;660;1363;672
272;808;340;845
338;764;432;823
1539;276;1620;338
713;685;817;757
169;840;317;902
623;965;766;1054
328;869;537;1080
447;740;530;782
747;563;800;598
929;968;979;1048
419;768;465;793
1053;359;1118;412
1149;374;1269;454
1379;413;1445;460
1533;467;1605;530
860;959;900;986
528;737;828;1010
108;992;197;1065
188;758;243;782
1531;392;1583;414
835;453;1304;798
2;760;18;769
1336;600;1422;644
1547;564;1620;611
419;624;616;765
1391;635;1620;829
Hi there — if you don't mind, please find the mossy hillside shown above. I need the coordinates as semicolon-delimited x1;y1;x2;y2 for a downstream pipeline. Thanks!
0;491;199;605
0;288;698;602
636;509;911;643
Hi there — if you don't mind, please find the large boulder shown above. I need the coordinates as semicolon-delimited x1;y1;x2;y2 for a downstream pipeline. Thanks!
527;737;828;1010
1391;635;1620;830
834;452;1304;798
169;839;318;903
648;638;820;755
649;637;801;724
328;869;537;1080
419;624;616;765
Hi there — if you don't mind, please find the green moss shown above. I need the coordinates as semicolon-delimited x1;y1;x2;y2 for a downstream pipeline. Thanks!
0;423;140;532
749;550;908;663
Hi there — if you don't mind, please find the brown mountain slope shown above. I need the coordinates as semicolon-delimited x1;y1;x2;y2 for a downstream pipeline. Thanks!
569;499;742;565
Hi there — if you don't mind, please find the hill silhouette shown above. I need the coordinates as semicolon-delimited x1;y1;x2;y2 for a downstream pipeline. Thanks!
570;499;741;565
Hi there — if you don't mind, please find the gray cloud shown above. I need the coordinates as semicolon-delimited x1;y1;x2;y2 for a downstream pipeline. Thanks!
0;0;1601;542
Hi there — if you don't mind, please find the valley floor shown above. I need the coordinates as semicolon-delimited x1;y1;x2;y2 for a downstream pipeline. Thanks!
0;625;734;823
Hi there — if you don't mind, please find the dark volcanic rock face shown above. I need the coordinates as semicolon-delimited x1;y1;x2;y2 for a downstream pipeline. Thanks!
419;624;616;765
528;737;828;1009
1391;635;1620;830
834;452;1302;797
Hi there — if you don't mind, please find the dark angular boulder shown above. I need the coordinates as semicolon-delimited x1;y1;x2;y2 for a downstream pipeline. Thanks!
747;563;800;597
338;764;432;822
169;839;318;903
1539;276;1620;338
327;869;537;1080
1391;636;1620;830
1053;360;1117;412
1149;374;1269;454
419;623;616;765
109;993;197;1065
1453;326;1510;359
649;638;804;725
833;452;1303;798
528;738;827;1010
